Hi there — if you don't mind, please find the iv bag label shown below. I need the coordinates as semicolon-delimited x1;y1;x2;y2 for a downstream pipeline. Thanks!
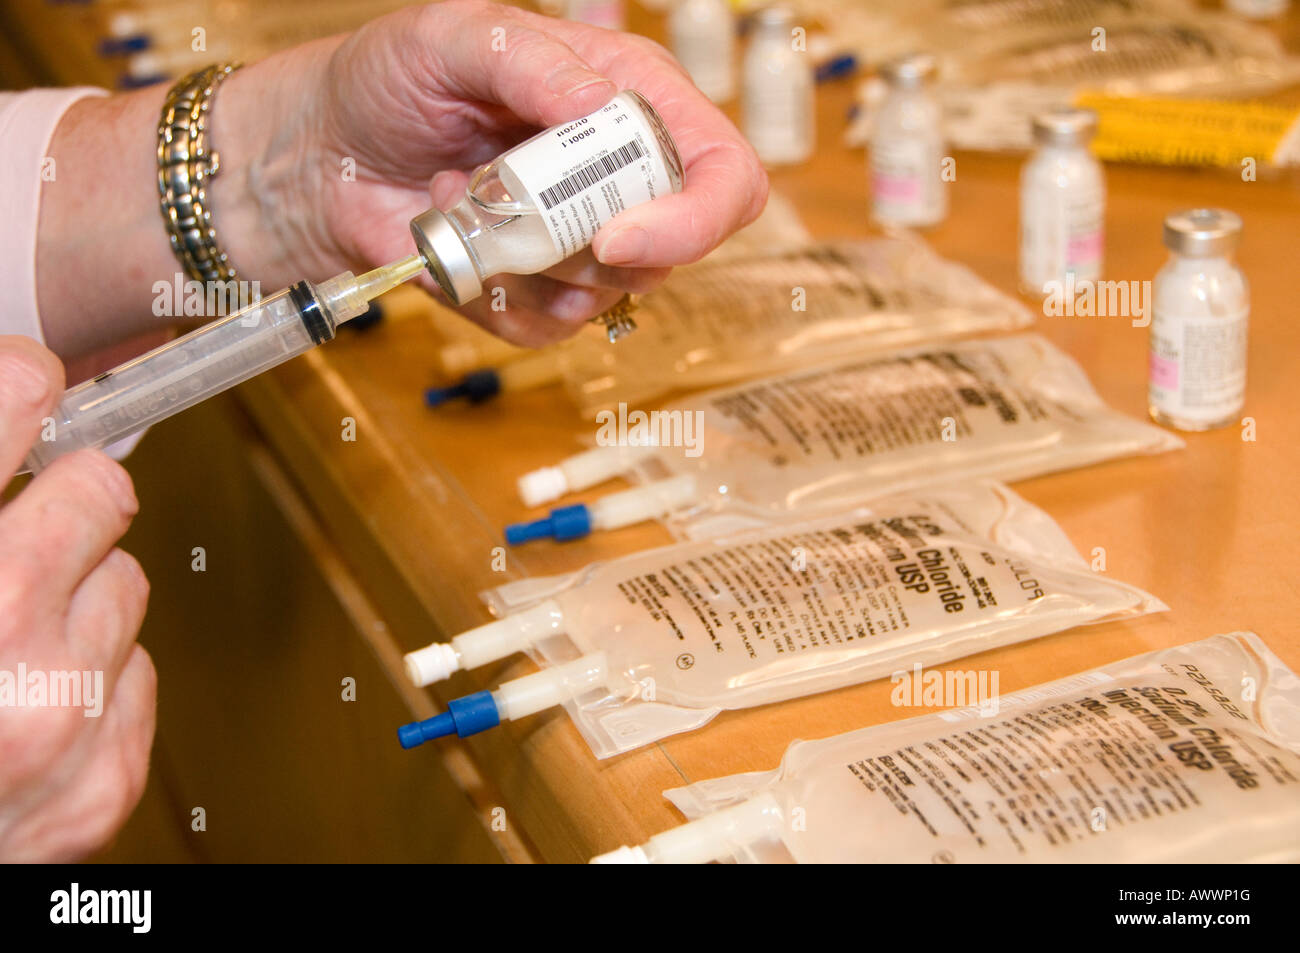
707;346;1051;467
821;664;1300;863
1149;306;1248;423
599;500;1129;704
501;93;675;260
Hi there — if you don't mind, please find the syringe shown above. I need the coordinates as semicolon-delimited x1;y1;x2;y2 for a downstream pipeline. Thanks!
22;254;427;473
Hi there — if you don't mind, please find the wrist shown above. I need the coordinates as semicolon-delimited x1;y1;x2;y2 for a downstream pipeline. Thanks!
205;36;350;285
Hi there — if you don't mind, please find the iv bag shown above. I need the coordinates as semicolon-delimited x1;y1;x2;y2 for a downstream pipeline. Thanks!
613;631;1300;863
484;482;1166;758
560;235;1034;414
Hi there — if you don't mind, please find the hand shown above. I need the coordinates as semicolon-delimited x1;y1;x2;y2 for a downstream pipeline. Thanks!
0;337;155;861
217;0;769;345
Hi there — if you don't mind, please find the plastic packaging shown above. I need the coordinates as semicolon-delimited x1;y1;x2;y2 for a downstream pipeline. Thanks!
519;334;1182;535
404;482;1165;758
558;235;1034;414
1076;93;1300;170
593;631;1300;862
846;13;1300;153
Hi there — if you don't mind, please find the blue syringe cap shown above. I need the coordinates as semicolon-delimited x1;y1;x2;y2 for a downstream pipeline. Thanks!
424;369;502;407
504;504;592;545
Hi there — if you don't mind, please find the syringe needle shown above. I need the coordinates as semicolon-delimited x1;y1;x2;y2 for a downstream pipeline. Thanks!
352;254;426;302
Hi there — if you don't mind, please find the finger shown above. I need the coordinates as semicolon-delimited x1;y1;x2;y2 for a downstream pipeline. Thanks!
0;645;155;862
415;4;618;130
593;137;769;267
458;275;623;347
0;336;65;480
63;547;150;679
541;249;672;294
0;449;137;609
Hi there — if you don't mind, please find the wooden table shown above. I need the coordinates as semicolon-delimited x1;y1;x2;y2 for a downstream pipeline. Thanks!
233;42;1300;862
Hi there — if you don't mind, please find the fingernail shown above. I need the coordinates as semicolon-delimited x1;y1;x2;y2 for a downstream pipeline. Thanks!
0;354;51;407
546;67;614;98
599;226;650;265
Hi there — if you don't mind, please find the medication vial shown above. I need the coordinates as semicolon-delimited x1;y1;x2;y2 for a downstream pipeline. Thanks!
871;54;947;228
670;0;736;103
742;6;814;166
1019;107;1104;293
1149;208;1249;431
410;91;683;305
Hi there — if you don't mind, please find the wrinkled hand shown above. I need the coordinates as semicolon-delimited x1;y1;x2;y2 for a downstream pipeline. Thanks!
228;0;768;345
0;337;155;861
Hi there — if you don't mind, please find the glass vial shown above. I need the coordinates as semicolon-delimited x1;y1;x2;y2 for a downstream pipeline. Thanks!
670;0;736;104
1149;208;1249;432
871;53;947;228
742;6;814;166
410;90;684;306
1019;107;1104;294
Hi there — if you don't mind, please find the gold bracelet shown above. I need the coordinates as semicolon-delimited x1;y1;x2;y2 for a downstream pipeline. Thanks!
157;62;242;284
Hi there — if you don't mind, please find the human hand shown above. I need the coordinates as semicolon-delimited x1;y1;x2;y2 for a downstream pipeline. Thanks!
218;0;768;345
0;337;155;861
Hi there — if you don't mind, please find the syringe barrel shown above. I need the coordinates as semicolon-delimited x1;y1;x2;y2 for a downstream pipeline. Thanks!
24;283;333;471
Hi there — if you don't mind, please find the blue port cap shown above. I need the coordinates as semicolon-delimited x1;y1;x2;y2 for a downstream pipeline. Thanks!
504;504;592;545
815;53;858;83
396;691;502;749
98;34;150;56
424;369;502;407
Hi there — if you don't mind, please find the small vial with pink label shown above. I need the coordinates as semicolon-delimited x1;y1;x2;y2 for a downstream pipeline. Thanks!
870;54;946;228
1149;209;1249;431
1019;107;1104;294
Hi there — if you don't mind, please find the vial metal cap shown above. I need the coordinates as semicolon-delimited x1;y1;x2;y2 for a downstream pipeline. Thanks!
409;209;483;306
881;53;936;88
1163;208;1243;258
1032;107;1098;147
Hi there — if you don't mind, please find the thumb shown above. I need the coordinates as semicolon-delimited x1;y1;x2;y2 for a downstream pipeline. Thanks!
419;6;616;127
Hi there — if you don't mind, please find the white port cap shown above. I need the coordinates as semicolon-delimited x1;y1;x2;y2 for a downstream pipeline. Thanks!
590;846;650;864
518;466;569;508
404;642;460;687
588;793;785;864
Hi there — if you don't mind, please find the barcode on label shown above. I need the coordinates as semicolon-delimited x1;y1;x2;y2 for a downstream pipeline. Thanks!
538;140;646;211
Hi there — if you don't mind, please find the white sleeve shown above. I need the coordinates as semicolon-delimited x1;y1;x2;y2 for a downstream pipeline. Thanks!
0;86;108;342
0;87;150;462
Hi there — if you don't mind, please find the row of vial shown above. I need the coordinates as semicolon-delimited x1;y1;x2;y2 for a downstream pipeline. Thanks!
671;5;1248;434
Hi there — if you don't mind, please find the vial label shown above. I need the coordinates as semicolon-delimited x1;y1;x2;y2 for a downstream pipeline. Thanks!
1149;307;1248;422
501;95;674;260
872;138;942;224
1021;185;1103;288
